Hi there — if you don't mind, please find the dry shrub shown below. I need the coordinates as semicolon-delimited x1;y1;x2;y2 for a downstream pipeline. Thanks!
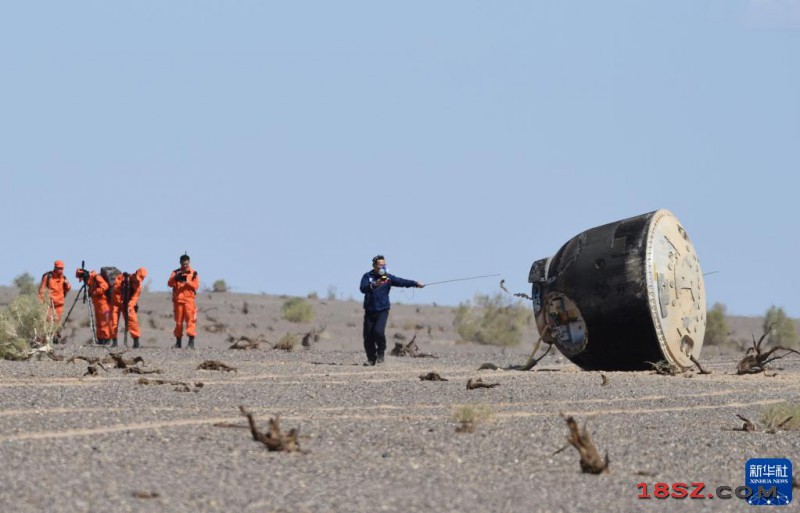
212;280;228;293
452;403;493;433
239;406;303;453
760;403;800;431
197;360;237;372
737;326;800;375
281;297;315;323
560;414;609;474
228;335;263;350
0;295;58;360
453;293;531;347
466;378;500;390
648;360;682;376
274;333;297;352
419;372;448;381
390;334;437;358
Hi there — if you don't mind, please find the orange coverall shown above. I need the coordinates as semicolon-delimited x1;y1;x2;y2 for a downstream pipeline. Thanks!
87;272;112;341
168;266;199;337
38;266;71;323
111;268;147;338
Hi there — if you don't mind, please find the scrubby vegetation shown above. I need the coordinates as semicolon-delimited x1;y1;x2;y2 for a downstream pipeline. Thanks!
452;403;493;433
760;402;800;431
281;297;315;323
763;306;798;348
13;273;36;296
212;280;228;293
274;333;298;351
703;303;730;346
453;293;532;347
326;285;337;301
0;295;56;360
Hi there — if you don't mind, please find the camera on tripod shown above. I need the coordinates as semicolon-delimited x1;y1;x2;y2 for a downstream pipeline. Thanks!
75;267;91;283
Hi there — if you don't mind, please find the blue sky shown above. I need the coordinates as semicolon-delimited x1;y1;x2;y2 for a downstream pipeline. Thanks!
2;1;798;316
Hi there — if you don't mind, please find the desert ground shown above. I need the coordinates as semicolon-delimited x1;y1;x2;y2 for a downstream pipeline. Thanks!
1;287;798;513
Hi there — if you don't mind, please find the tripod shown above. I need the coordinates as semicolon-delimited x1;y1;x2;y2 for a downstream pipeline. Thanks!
114;299;130;348
60;263;97;345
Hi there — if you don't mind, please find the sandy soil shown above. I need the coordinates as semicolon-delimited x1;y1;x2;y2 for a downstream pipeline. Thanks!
1;288;798;512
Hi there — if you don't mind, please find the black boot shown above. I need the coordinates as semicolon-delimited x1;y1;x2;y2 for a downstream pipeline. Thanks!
111;338;118;348
174;337;182;349
188;336;195;349
132;337;140;349
96;339;106;346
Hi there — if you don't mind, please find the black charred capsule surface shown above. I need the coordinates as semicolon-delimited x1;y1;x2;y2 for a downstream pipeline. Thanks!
530;210;705;371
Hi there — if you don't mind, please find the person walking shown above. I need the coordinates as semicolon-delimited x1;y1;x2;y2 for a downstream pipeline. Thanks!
168;254;199;349
110;268;148;348
359;255;423;366
38;260;71;324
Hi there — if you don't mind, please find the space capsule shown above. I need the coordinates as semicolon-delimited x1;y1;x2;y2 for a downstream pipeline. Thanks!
528;210;706;371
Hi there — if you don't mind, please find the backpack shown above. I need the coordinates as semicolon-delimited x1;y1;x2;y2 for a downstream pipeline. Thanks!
120;272;132;306
100;266;121;299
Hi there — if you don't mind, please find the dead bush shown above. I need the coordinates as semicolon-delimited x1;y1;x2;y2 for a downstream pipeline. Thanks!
239;406;304;453
759;403;800;432
737;326;800;375
197;360;238;372
466;378;500;390
419;372;448;381
557;414;609;474
274;334;297;352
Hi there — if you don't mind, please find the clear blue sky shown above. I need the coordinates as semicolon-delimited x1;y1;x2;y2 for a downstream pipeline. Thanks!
2;1;798;316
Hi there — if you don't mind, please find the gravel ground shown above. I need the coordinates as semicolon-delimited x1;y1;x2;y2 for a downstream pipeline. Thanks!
1;342;798;513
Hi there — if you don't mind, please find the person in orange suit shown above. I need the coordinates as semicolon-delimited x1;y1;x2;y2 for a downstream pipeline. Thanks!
110;268;148;349
78;269;112;345
168;254;199;348
38;260;71;326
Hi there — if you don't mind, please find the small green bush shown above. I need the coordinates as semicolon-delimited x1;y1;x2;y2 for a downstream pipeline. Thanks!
212;280;228;293
307;291;318;300
13;273;36;296
704;303;730;346
453;293;532;347
763;306;798;348
0;295;57;360
281;297;315;323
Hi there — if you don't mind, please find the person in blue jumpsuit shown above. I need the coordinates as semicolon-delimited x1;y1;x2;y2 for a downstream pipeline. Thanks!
359;255;424;366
